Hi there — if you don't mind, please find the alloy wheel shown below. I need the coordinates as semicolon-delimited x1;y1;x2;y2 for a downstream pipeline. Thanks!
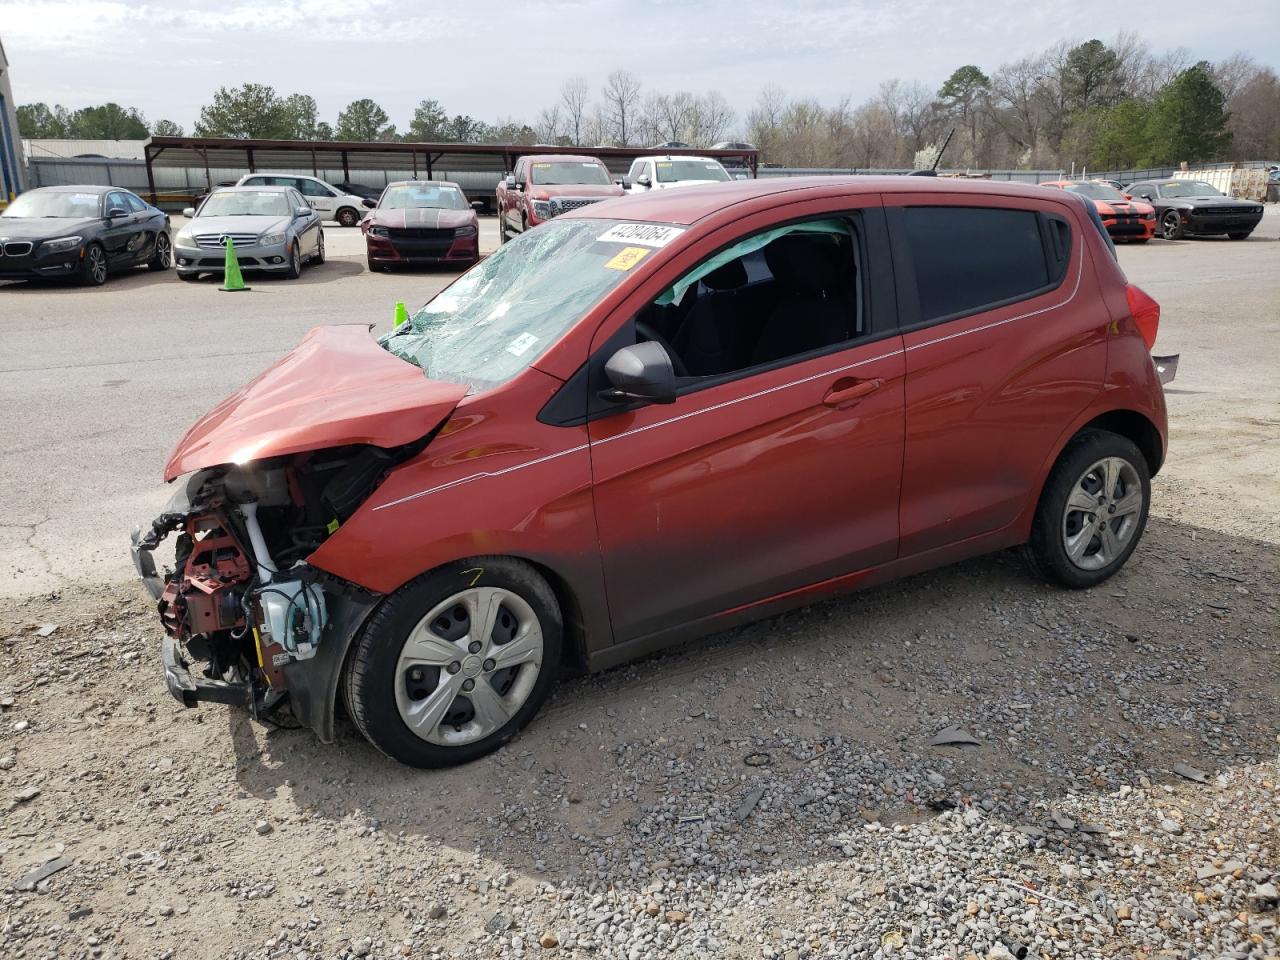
1060;456;1143;571
155;233;172;268
88;246;108;284
1161;211;1182;240
394;587;544;746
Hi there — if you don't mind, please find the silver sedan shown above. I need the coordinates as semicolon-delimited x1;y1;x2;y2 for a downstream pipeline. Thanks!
174;185;324;281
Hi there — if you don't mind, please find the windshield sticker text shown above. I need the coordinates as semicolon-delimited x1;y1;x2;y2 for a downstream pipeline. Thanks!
604;246;650;271
597;223;685;247
506;332;540;357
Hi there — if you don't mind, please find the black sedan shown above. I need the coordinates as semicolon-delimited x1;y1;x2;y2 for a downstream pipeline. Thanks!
1125;178;1265;241
0;185;172;285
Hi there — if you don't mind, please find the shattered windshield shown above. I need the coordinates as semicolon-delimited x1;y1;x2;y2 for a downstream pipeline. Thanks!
381;218;682;391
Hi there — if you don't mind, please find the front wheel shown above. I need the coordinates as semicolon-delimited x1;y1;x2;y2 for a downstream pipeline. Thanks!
284;243;302;279
1022;429;1150;589
1160;210;1184;240
344;557;562;768
313;230;326;264
336;207;360;228
1227;231;1252;241
148;232;173;271
79;243;108;286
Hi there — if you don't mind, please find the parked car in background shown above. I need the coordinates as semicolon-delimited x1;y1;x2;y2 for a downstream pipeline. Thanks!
1041;180;1156;242
625;155;733;193
362;180;482;271
236;173;373;227
332;181;383;202
174;185;323;281
650;140;692;149
0;185;171;285
134;176;1170;768
496;154;623;243
1125;178;1264;240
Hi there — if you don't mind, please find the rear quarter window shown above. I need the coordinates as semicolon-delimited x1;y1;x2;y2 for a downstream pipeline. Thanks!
901;206;1057;323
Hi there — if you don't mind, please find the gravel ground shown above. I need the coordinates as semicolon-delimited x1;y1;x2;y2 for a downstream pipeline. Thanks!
1;214;1277;960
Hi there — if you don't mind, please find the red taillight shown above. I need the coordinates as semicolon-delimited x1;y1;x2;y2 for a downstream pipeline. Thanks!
1125;284;1160;350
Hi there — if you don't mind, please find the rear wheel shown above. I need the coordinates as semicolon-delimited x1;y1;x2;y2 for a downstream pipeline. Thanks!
344;557;562;768
79;243;108;286
1023;429;1150;589
1160;210;1184;240
336;207;360;228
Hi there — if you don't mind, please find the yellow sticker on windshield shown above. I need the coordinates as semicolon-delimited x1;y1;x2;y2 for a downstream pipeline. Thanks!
605;246;649;271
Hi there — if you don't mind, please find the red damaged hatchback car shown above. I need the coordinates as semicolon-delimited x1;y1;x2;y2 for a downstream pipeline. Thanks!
133;177;1171;767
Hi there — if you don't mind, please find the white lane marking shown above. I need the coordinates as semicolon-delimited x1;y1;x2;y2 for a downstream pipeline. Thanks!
373;241;1082;512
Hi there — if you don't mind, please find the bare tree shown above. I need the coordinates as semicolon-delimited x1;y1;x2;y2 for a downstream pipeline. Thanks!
694;91;734;145
1212;51;1261;100
534;105;563;145
559;76;590;145
746;84;787;157
643;91;697;144
602;70;642;145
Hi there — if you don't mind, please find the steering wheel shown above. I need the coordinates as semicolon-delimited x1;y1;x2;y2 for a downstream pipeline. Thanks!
635;320;689;378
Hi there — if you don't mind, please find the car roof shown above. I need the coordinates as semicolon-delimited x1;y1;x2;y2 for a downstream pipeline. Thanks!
385;179;462;190
33;185;111;194
568;175;1070;226
213;185;298;193
643;155;728;164
518;153;609;164
1144;177;1214;184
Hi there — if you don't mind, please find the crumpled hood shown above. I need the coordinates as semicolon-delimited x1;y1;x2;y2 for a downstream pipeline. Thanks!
368;207;475;229
183;215;290;238
0;216;98;240
164;324;467;481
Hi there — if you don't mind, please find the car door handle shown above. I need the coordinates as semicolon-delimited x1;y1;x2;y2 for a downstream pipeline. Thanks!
823;377;883;407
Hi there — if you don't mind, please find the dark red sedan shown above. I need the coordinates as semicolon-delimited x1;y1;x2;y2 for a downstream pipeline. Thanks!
361;180;482;271
136;177;1170;768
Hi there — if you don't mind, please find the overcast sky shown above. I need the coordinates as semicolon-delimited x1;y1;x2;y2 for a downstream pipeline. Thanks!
6;0;1279;132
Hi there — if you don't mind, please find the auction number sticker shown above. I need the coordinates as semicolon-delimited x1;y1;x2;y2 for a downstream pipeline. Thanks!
597;223;685;247
604;246;650;271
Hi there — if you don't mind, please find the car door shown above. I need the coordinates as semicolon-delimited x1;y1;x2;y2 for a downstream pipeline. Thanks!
585;199;905;644
291;178;331;220
289;189;320;255
884;193;1107;558
122;192;158;263
99;191;137;264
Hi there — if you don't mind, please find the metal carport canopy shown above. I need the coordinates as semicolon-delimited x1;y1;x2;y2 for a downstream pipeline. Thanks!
142;136;758;198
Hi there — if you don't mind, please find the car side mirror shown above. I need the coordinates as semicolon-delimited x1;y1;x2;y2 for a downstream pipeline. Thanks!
471;201;485;211
504;175;517;189
601;341;677;405
619;177;632;189
636;174;651;188
107;207;128;219
361;199;375;208
182;207;196;217
295;206;312;218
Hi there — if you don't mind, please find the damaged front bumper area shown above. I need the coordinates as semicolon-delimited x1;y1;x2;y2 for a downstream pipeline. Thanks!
131;452;389;741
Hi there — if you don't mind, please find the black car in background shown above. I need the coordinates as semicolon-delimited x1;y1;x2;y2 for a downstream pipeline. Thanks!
1125;178;1265;241
0;185;172;285
332;181;383;202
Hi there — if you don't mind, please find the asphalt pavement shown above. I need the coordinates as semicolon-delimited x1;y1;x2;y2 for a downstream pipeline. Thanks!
0;212;1276;600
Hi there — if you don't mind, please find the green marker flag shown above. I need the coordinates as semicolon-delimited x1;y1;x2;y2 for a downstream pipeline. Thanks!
220;237;251;292
394;301;409;327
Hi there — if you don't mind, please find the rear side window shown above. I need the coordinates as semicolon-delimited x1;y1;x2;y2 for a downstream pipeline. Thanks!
902;207;1053;323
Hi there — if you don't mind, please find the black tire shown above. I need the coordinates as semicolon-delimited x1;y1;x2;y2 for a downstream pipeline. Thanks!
336;207;360;228
1022;429;1151;589
367;256;386;273
177;271;199;282
1160;210;1184;240
79;243;108;286
313;230;325;264
497;212;507;245
147;232;173;271
1227;231;1252;241
285;243;302;279
344;557;562;768
1130;238;1150;244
